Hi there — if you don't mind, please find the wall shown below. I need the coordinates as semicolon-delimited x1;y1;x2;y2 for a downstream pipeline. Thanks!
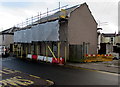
102;37;111;43
26;42;67;59
68;3;97;54
59;21;68;41
101;36;116;45
106;43;113;53
1;34;13;47
0;35;2;45
115;35;120;44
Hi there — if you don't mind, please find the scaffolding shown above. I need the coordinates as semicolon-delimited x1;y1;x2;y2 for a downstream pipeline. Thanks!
13;3;81;64
15;4;70;29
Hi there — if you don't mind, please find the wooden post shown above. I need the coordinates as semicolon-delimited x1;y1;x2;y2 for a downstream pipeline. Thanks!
17;45;18;57
47;8;48;21
83;42;85;59
26;44;27;57
21;44;22;58
46;43;48;62
13;44;14;54
59;2;60;17
38;12;39;24
36;43;39;55
31;44;32;55
39;42;41;55
31;16;33;25
65;45;67;63
48;45;56;59
58;42;61;62
58;42;61;58
17;44;18;57
40;12;41;23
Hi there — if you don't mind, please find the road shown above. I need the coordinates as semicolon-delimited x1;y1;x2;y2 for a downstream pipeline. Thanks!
1;57;119;86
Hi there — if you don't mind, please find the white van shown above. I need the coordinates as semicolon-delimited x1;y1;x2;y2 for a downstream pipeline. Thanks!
109;52;119;60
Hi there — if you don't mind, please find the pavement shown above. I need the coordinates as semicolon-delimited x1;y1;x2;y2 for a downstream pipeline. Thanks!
66;60;119;74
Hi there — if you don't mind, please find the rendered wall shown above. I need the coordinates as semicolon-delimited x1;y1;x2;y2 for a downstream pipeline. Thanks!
2;35;13;47
68;3;97;54
0;35;2;45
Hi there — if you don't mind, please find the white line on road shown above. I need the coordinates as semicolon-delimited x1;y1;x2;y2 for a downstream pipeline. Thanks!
1;57;16;62
96;71;119;76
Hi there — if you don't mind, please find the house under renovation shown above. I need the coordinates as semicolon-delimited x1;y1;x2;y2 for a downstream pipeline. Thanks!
13;3;97;63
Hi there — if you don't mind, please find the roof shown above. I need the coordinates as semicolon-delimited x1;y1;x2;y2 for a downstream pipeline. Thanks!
1;27;20;34
102;33;116;37
34;4;79;24
18;4;80;30
116;34;120;36
27;2;97;28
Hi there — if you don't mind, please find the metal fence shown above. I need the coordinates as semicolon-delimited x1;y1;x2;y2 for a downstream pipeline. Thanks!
69;42;89;62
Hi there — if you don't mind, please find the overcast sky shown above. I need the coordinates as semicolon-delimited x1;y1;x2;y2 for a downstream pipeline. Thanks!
0;0;119;33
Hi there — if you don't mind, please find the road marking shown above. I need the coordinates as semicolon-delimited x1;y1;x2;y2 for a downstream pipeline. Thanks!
96;71;119;76
3;68;20;73
29;74;41;79
0;70;10;74
1;67;54;86
29;74;54;85
46;80;54;85
0;76;34;87
0;68;21;75
3;67;21;73
64;65;119;76
2;57;16;62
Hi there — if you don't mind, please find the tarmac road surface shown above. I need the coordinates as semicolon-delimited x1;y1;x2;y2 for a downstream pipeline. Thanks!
0;66;53;87
1;57;119;86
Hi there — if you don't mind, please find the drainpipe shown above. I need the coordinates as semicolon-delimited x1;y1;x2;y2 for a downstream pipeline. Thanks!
46;42;48;62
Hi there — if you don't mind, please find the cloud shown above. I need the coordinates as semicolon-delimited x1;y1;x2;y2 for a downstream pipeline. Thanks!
0;3;31;30
0;2;53;30
1;2;32;8
0;1;67;30
0;0;119;33
88;2;118;33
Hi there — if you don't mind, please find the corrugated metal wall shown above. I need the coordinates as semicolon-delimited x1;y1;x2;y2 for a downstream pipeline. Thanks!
69;43;89;62
14;20;59;43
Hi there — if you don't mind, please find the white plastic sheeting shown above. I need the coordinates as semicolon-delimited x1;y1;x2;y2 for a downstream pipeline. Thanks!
27;54;32;59
14;20;59;43
37;55;53;63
